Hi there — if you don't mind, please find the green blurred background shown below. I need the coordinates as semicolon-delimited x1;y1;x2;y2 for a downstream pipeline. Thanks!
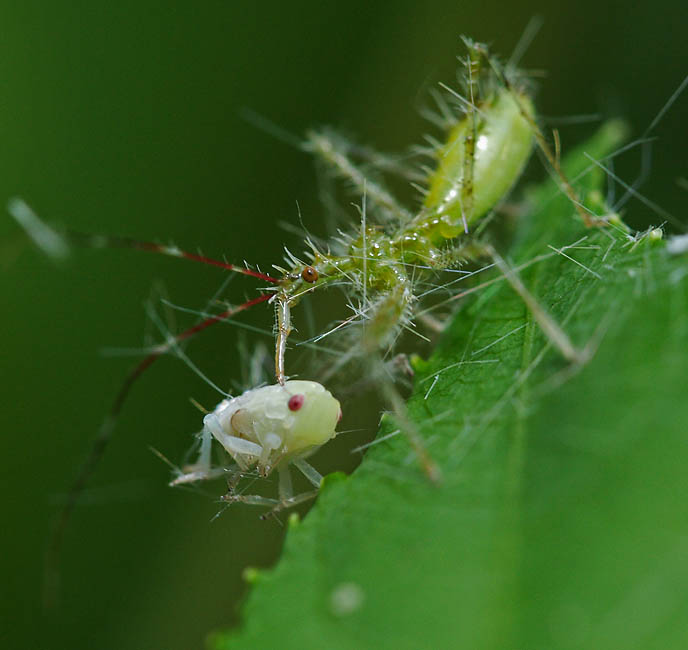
1;1;685;648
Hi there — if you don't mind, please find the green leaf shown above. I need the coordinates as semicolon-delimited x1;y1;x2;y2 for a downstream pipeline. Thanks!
211;126;688;650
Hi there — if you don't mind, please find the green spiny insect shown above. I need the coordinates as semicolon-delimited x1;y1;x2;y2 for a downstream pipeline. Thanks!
265;38;599;478
10;37;610;596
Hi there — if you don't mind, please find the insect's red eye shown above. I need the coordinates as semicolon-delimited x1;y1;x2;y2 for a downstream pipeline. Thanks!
288;394;305;411
301;266;318;283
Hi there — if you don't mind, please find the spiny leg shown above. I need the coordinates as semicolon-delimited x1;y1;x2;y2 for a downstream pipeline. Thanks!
304;129;412;224
484;244;587;365
374;359;442;484
458;41;481;232
309;127;424;181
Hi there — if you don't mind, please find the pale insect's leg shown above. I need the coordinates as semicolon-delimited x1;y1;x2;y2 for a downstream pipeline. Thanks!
220;468;317;518
222;493;280;508
292;457;324;488
259;490;320;520
263;459;322;518
170;465;238;486
277;465;293;501
203;413;263;472
169;424;214;485
169;423;243;486
220;461;320;519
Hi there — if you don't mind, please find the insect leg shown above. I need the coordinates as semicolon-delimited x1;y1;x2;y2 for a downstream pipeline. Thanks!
170;421;253;487
221;463;319;520
222;493;280;508
485;244;587;364
259;490;320;521
291;458;323;488
377;370;442;483
168;424;214;485
170;465;237;486
304;129;412;223
202;416;266;474
364;289;442;483
277;466;293;501
458;41;481;232
274;295;291;385
221;487;320;521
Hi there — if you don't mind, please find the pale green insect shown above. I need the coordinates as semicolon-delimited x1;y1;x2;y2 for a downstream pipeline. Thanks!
172;380;341;514
14;37;591;539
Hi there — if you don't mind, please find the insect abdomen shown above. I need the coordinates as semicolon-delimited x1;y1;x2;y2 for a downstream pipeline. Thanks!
423;88;535;236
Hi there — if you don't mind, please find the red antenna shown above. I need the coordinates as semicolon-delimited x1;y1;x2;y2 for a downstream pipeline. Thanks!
7;198;280;283
65;230;280;283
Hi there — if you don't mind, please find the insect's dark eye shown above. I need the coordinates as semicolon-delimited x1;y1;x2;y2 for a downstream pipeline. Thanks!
301;266;319;283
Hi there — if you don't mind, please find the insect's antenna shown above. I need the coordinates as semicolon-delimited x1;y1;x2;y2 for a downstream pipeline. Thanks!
67;230;280;282
7;198;279;284
44;292;272;609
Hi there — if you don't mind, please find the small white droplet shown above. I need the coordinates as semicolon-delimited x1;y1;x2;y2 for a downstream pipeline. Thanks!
329;582;365;617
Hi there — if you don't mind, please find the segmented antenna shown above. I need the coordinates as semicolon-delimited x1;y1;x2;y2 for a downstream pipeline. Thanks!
65;231;279;283
8;198;279;283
